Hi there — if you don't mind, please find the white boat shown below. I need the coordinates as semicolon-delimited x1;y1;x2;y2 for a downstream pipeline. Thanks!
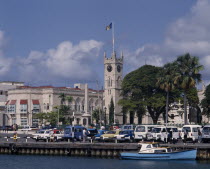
120;142;197;160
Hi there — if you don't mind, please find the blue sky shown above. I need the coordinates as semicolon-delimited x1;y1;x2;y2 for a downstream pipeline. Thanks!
1;0;210;89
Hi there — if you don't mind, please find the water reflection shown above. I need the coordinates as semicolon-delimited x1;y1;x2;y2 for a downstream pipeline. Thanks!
0;155;210;169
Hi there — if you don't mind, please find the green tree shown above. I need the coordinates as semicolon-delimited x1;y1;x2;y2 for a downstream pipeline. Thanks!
33;112;47;125
109;98;114;124
201;84;210;118
58;93;66;105
45;111;59;126
119;65;165;124
174;53;204;124
92;109;100;124
186;87;201;123
157;62;177;123
57;93;73;124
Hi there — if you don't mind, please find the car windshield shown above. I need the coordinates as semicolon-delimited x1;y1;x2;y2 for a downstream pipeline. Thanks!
152;128;161;133
136;126;145;132
182;127;191;132
37;130;45;134
88;130;97;134
64;128;71;134
122;126;132;130
119;131;128;134
203;127;210;132
106;131;115;134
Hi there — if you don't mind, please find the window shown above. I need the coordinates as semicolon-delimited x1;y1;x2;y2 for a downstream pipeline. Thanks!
12;118;16;124
20;104;27;112
148;127;154;132
8;105;16;113
193;128;198;132
21;118;27;126
146;145;152;148
33;104;40;113
182;127;191;132
136;126;145;132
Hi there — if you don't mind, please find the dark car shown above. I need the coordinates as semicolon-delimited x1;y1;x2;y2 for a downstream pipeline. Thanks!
87;128;98;140
92;130;107;141
3;125;13;131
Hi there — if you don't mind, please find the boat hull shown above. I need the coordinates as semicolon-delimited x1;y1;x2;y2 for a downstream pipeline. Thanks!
120;149;197;160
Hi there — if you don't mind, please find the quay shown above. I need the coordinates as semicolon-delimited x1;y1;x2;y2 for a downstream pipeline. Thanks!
1;142;210;160
0;142;138;157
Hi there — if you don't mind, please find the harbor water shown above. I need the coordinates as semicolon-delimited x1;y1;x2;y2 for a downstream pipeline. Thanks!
0;155;210;169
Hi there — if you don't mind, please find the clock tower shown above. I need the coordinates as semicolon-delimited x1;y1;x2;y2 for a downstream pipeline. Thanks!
104;51;123;124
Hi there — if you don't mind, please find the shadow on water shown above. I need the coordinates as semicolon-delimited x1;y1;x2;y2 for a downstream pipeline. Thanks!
0;154;210;169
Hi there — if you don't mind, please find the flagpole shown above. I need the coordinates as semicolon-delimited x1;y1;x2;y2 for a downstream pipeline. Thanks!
112;22;115;54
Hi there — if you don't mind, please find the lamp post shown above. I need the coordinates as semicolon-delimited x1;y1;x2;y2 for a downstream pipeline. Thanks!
104;107;107;129
58;108;59;128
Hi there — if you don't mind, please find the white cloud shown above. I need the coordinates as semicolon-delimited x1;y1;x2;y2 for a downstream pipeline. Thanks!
125;0;210;85
17;40;103;82
0;30;12;75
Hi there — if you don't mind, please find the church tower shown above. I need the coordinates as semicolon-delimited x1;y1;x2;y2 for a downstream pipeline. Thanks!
104;51;123;124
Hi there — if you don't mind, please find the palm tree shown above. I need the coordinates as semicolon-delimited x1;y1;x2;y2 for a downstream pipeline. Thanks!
157;63;177;124
58;93;66;105
174;53;204;124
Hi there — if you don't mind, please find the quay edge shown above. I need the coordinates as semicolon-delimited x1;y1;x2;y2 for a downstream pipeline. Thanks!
1;143;210;160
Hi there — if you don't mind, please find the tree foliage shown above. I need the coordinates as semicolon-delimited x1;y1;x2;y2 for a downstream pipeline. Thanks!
119;53;203;125
201;84;210;117
174;53;203;124
109;98;114;124
119;65;166;124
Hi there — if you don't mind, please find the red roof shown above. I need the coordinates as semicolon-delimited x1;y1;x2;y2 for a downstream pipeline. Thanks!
32;100;40;105
20;100;28;104
10;100;17;105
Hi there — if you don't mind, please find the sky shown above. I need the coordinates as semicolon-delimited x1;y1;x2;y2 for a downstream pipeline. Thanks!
1;0;210;89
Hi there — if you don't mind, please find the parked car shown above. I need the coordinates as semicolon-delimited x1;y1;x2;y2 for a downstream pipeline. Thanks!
134;125;161;141
87;128;98;140
151;126;179;142
3;125;13;131
114;130;134;142
32;129;51;141
50;129;64;142
63;125;85;141
100;130;120;142
93;130;107;141
201;125;210;143
21;125;32;131
181;125;202;142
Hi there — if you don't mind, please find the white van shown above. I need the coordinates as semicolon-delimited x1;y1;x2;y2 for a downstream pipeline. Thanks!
181;125;202;142
134;125;161;141
151;126;179;142
201;125;210;143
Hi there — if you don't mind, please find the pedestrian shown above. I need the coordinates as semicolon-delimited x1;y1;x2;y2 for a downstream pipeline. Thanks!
184;129;188;145
83;128;87;143
13;132;18;142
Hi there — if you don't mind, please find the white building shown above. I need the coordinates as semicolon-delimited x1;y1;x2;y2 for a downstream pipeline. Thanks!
5;84;103;127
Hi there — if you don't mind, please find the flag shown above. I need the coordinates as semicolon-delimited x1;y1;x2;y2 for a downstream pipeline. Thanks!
106;23;112;30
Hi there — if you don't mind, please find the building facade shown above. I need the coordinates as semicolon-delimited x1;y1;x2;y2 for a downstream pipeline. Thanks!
5;84;103;127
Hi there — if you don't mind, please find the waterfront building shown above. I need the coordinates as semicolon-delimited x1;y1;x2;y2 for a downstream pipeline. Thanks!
0;81;24;126
4;83;103;127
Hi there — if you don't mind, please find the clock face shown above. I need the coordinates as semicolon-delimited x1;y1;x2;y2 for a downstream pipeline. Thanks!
107;65;112;72
117;65;121;72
